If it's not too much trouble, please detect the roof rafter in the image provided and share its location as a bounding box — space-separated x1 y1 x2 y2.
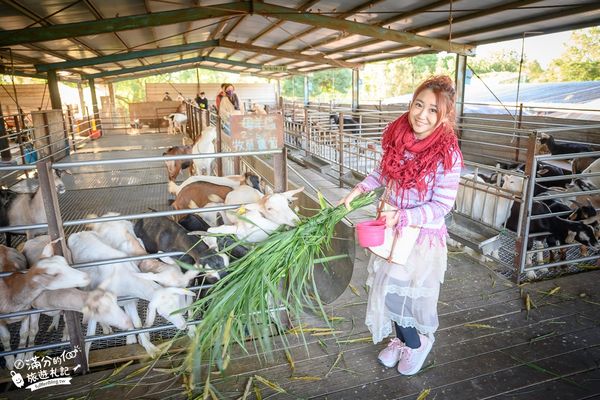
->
83 55 267 80
320 0 543 62
219 39 360 69
342 1 600 63
36 40 219 72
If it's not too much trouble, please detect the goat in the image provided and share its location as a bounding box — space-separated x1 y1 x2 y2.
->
87 213 199 287
539 133 593 156
0 245 27 271
0 256 90 368
456 174 523 229
536 162 571 188
168 172 266 196
165 113 187 135
0 169 67 247
572 156 597 175
191 125 217 176
134 216 229 283
206 187 303 243
250 103 267 115
68 231 193 357
330 113 360 135
581 158 600 188
30 287 133 348
163 145 194 182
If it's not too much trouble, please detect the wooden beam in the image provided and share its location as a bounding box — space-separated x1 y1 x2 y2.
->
107 63 275 83
219 39 359 69
0 2 249 46
36 40 219 72
83 55 264 79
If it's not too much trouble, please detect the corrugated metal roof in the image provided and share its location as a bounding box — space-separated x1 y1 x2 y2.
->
0 0 598 82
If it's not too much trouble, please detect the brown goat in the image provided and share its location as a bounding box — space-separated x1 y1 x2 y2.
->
163 145 194 181
171 181 234 213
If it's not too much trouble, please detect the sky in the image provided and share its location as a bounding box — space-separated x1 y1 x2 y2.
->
474 31 573 68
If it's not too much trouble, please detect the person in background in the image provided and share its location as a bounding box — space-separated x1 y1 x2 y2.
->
222 84 240 111
340 75 463 376
162 91 172 101
195 92 208 110
215 83 227 110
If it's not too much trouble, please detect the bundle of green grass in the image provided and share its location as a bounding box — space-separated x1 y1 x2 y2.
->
183 190 378 389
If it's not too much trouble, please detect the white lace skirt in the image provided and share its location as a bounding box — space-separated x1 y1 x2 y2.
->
365 238 448 344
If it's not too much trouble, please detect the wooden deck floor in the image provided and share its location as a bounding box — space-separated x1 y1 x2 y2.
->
5 138 600 400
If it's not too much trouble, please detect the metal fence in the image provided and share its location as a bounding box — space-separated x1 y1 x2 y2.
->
0 126 287 372
281 101 600 283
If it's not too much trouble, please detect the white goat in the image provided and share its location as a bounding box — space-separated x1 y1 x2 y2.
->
206 187 304 244
191 125 217 176
88 213 198 287
30 287 133 346
68 232 193 357
1 169 67 246
0 256 90 369
165 113 187 135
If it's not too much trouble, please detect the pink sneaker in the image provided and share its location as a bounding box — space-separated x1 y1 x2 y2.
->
397 334 432 375
377 338 405 368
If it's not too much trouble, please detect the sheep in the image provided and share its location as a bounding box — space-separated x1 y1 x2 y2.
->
191 125 217 176
539 133 593 156
0 169 67 247
165 113 187 135
0 256 91 368
163 145 194 182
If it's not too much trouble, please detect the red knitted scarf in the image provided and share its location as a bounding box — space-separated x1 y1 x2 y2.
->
380 113 461 203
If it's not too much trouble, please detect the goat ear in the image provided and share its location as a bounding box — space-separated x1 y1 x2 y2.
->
283 186 304 199
40 243 55 258
587 198 594 207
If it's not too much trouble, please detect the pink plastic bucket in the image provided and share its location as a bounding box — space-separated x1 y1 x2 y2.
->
356 219 386 247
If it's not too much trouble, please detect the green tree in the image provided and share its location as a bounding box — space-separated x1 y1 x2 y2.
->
545 27 599 81
469 49 520 74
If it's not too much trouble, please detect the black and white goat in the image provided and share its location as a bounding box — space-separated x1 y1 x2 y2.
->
330 113 360 136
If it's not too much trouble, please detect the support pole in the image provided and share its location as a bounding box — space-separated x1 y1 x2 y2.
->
77 83 86 117
351 69 359 112
454 55 467 131
47 70 63 111
37 161 88 373
88 78 102 136
0 106 11 162
273 147 287 193
107 82 116 124
303 75 309 107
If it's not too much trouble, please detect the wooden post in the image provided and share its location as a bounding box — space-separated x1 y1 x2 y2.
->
66 107 75 152
273 147 287 193
36 161 88 373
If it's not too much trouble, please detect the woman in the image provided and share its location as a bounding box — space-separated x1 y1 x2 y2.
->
341 75 463 376
219 84 244 129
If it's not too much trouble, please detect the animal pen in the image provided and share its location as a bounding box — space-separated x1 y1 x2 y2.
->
0 1 600 397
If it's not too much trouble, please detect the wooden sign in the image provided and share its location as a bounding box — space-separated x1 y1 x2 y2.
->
229 114 283 152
